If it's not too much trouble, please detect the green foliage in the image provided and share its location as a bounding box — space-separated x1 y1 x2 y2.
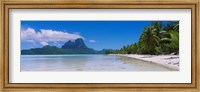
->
160 30 179 54
138 27 160 54
106 21 179 55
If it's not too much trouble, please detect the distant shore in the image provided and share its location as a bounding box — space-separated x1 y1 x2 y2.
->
110 54 179 71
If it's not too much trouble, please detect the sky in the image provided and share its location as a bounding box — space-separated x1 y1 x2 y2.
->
21 21 168 50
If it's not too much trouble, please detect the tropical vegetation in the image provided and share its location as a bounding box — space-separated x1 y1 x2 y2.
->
105 21 179 55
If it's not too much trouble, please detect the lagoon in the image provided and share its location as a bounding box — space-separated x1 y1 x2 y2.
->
21 54 173 71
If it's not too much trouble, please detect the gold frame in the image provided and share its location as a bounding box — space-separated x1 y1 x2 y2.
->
0 0 199 92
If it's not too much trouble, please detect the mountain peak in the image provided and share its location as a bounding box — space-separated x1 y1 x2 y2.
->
75 38 84 42
62 38 88 49
67 40 73 43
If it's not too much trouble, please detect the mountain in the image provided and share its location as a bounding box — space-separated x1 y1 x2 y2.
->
22 45 65 54
62 38 90 50
21 38 105 55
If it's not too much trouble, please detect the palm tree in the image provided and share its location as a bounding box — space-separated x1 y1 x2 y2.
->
159 30 171 44
138 26 160 54
107 21 179 55
172 21 179 32
159 29 179 54
152 21 162 36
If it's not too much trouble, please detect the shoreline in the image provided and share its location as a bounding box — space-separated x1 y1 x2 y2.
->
111 54 179 71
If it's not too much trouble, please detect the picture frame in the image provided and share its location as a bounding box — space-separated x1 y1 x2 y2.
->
0 0 199 92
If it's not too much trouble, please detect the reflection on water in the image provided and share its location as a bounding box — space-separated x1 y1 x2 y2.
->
21 55 173 71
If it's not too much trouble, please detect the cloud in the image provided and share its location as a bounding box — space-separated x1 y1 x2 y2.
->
21 27 84 46
40 41 48 46
89 40 96 43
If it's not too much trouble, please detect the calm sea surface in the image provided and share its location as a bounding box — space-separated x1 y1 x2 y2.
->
21 54 173 71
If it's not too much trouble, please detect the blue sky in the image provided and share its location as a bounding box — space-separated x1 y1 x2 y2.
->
21 21 168 50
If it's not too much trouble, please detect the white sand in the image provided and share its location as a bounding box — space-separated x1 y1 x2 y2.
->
113 54 179 71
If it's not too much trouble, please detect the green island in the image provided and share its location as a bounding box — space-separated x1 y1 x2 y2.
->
21 38 108 54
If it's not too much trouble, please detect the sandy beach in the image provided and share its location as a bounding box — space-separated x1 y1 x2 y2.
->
113 54 179 71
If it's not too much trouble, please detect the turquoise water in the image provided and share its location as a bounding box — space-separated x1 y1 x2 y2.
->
21 55 173 71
